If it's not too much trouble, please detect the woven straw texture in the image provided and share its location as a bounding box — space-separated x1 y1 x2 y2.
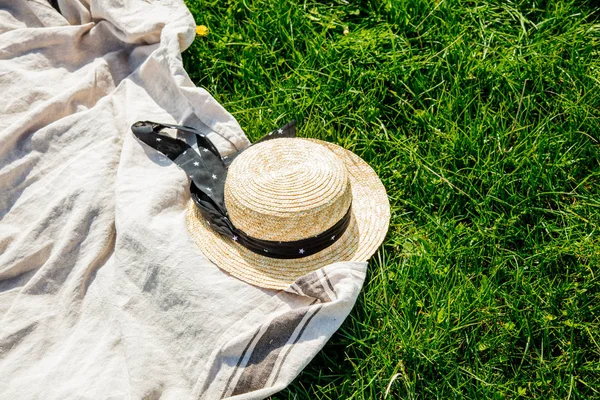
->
186 138 390 289
225 139 352 241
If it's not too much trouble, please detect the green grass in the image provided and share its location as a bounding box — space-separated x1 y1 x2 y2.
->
182 0 600 398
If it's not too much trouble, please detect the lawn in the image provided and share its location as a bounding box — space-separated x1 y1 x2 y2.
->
182 0 600 398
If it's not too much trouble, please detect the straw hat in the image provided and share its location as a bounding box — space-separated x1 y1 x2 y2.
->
185 137 390 289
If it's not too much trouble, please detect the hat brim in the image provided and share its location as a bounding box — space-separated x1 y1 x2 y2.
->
185 139 390 289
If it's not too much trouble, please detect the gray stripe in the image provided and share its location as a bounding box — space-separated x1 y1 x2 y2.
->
287 283 303 296
231 300 319 396
295 271 331 302
323 271 337 299
220 327 262 399
270 304 323 385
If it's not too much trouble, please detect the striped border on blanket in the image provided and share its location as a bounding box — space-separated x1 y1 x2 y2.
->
219 270 337 398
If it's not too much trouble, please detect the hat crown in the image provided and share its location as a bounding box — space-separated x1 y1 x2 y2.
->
225 138 352 241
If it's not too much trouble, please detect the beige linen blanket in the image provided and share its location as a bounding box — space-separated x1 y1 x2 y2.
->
0 0 366 399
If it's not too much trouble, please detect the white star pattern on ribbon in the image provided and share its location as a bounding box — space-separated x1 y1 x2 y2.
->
232 235 238 241
202 148 209 152
156 138 162 142
263 249 268 253
183 150 187 155
299 248 305 254
206 187 212 191
331 235 336 241
212 174 217 179
278 129 283 134
193 161 200 166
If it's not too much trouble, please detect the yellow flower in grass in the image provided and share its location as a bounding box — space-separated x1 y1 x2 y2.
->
196 25 209 37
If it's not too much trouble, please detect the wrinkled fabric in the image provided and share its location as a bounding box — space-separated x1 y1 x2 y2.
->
0 1 367 399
